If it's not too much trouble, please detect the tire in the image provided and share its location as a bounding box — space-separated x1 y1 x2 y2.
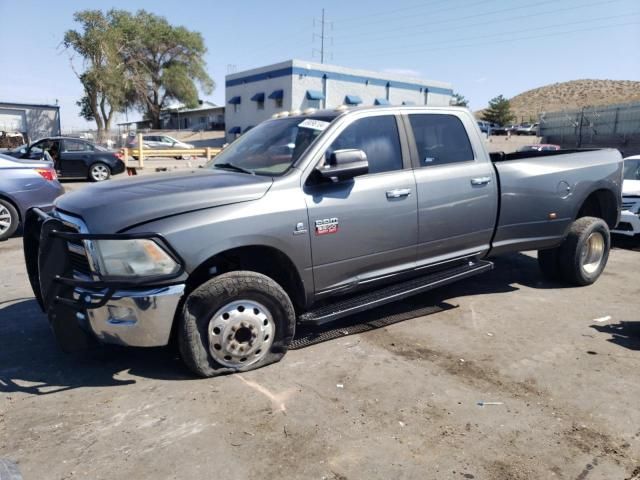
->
89 162 111 182
0 199 19 241
558 216 610 286
178 271 296 378
0 458 22 480
537 247 562 281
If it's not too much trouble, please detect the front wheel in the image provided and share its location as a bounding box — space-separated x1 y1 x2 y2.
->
178 271 296 377
89 162 111 182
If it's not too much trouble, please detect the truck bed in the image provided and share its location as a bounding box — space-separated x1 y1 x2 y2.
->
489 148 623 255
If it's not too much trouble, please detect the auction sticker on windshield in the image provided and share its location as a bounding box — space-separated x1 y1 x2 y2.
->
298 119 330 131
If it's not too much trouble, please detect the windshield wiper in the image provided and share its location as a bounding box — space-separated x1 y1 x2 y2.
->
213 162 254 175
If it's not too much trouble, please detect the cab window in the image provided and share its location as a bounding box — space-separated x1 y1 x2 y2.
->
409 114 474 167
326 115 402 174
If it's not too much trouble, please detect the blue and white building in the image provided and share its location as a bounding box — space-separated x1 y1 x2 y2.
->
225 59 453 141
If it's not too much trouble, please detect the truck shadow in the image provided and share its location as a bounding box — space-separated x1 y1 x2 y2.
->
590 321 640 351
0 252 588 391
0 299 193 396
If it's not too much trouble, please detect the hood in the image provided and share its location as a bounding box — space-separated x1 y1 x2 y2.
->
56 169 272 233
622 179 640 197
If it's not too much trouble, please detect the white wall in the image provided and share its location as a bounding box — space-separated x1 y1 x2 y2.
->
224 59 453 141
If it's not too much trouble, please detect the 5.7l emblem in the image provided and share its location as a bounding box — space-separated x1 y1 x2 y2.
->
315 217 339 236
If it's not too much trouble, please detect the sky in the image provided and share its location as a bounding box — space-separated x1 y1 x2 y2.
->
1 0 638 130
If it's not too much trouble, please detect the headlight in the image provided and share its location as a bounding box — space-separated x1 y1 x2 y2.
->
90 239 180 277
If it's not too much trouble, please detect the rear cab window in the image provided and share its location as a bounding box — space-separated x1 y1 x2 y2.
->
409 114 474 167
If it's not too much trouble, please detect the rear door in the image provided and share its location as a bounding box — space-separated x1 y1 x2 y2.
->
406 112 498 267
60 139 93 177
304 113 418 294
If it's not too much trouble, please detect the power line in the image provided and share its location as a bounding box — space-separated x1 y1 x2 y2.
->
335 0 629 47
348 20 640 57
340 12 640 55
332 0 502 36
332 0 457 24
334 0 566 41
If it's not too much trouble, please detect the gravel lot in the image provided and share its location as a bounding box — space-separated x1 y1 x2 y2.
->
1 180 639 479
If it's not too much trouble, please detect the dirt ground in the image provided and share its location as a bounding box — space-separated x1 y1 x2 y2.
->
0 200 639 479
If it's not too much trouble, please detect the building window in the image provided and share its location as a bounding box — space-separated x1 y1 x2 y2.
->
275 97 283 108
257 99 264 110
307 99 320 109
234 104 239 113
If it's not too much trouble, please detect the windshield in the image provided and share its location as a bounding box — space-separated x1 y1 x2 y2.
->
208 116 334 176
623 159 640 180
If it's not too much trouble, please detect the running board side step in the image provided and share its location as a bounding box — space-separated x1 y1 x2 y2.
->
298 260 493 326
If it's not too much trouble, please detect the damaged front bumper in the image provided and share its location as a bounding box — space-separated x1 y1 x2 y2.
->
23 208 187 352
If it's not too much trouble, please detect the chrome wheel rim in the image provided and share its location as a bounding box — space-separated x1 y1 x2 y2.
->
581 232 605 274
91 164 109 181
0 205 13 235
208 299 275 368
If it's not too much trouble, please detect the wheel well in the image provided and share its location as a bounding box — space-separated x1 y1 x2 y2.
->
186 245 306 312
577 189 618 229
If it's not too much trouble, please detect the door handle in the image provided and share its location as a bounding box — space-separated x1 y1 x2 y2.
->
386 188 412 199
470 176 492 186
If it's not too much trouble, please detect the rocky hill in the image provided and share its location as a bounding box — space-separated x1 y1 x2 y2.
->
507 79 640 122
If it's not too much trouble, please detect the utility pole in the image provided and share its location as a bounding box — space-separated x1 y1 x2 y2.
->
313 9 332 63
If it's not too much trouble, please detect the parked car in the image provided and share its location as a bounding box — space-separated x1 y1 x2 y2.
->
516 144 561 152
24 106 622 377
516 123 540 136
612 155 640 237
0 153 64 240
491 124 517 135
126 134 195 159
477 120 491 136
7 137 125 182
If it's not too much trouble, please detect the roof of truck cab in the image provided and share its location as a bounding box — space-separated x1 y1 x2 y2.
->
283 105 470 121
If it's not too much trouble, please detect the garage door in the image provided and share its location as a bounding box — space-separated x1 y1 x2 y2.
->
0 108 26 132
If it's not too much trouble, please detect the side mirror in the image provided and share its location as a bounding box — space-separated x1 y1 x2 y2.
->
317 149 369 180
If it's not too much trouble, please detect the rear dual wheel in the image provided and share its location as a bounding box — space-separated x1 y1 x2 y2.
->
178 271 296 377
538 216 610 286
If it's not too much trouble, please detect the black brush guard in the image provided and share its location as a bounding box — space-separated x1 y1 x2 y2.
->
23 208 185 352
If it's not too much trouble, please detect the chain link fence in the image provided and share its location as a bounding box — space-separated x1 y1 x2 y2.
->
539 102 640 156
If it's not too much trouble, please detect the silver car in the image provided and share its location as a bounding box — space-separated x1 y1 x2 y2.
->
126 134 195 159
0 153 65 240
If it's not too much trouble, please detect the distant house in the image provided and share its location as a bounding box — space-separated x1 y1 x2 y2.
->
0 101 61 142
160 101 225 130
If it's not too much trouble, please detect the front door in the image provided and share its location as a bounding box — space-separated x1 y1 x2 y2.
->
27 139 62 173
304 114 418 294
407 113 498 267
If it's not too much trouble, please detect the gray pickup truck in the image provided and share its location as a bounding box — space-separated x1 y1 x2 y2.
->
23 106 623 377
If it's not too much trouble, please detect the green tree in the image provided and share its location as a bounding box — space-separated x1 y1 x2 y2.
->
64 10 129 141
450 92 468 107
112 10 214 129
482 95 514 126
